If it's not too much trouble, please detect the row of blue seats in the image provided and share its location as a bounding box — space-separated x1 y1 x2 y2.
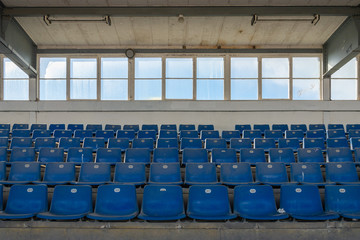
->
0 162 359 186
2 147 360 165
0 184 358 221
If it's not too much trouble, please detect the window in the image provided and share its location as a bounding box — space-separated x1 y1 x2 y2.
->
231 57 258 100
101 58 128 100
331 58 357 100
292 57 321 100
262 58 289 99
3 58 29 100
165 58 193 99
70 58 97 100
39 58 66 100
196 58 224 100
135 58 162 100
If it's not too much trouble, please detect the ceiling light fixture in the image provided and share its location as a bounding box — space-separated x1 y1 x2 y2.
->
251 14 320 26
178 14 185 23
43 15 111 26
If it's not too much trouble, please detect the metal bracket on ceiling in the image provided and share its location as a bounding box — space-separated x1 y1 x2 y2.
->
43 15 112 26
251 14 320 26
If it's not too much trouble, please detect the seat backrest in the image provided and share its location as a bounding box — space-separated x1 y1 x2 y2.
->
160 124 177 131
125 148 151 164
12 124 29 130
264 130 283 140
306 130 326 140
10 137 32 149
116 130 136 140
253 124 270 134
185 163 217 184
327 124 344 130
95 130 115 139
303 138 325 150
34 137 56 151
156 138 178 149
77 163 111 183
254 138 276 151
180 138 202 150
239 148 266 164
327 147 353 163
179 124 196 132
255 162 288 184
132 138 154 150
325 185 360 214
182 148 208 164
74 130 93 140
32 130 51 139
66 147 93 163
159 130 177 139
326 162 359 183
297 148 324 163
83 137 105 151
153 148 179 163
104 124 121 132
123 124 140 132
326 138 349 148
221 131 241 141
114 163 146 184
346 124 360 133
285 130 304 140
204 138 227 150
200 130 220 140
8 162 41 182
230 138 252 152
290 163 324 184
179 130 199 139
269 148 295 164
10 147 36 162
220 163 253 184
38 148 64 163
67 124 84 132
272 124 289 133
43 162 76 183
211 148 237 164
309 124 326 131
149 163 182 184
49 124 65 132
137 130 157 140
327 129 346 139
108 138 130 150
242 130 262 140
198 124 215 133
86 124 102 133
290 124 307 132
95 148 122 164
58 137 81 151
235 124 251 132
142 124 158 132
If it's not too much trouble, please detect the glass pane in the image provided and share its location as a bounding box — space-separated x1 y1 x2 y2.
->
262 79 289 99
231 79 258 100
135 79 162 100
101 58 128 79
197 58 224 78
101 79 128 100
293 79 320 100
40 58 66 79
3 80 29 100
262 58 289 78
166 79 193 99
70 58 97 78
3 58 28 79
166 58 193 78
331 79 357 100
332 58 357 78
70 79 97 99
40 80 66 100
231 57 258 78
135 58 162 78
293 57 320 78
196 79 224 100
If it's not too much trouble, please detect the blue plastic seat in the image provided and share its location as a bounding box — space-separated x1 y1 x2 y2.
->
349 130 360 139
0 148 7 162
280 185 339 220
148 163 182 185
38 148 64 163
309 124 326 131
160 124 177 131
156 138 178 149
142 124 158 132
290 124 307 132
328 124 344 130
326 162 359 184
179 124 196 132
96 148 122 164
303 138 325 150
108 138 130 151
290 163 325 185
187 185 236 220
104 124 121 132
137 130 157 141
125 148 151 164
205 138 227 151
49 124 65 133
74 163 111 185
285 130 304 141
180 138 202 150
269 148 295 164
12 130 31 138
37 185 92 220
113 163 146 185
234 185 289 220
37 162 76 185
1 162 40 184
297 148 324 163
34 138 56 151
346 124 360 133
0 124 10 130
53 130 73 142
9 147 36 162
221 130 241 142
211 148 237 164
235 124 251 134
83 137 105 151
116 130 136 141
254 138 276 152
32 130 51 139
86 124 102 133
198 124 214 133
264 130 283 141
327 129 346 139
220 163 254 185
123 124 139 133
278 138 300 152
200 130 220 141
138 185 185 220
325 185 360 219
253 124 270 135
179 130 199 139
350 137 360 150
327 147 353 163
67 124 84 132
0 184 47 219
239 148 266 164
185 163 218 185
0 130 9 138
256 162 288 185
10 137 32 149
159 130 177 139
132 138 154 150
230 138 252 152
182 148 208 164
153 148 179 163
354 149 360 163
12 124 29 130
87 184 138 221
0 162 5 180
242 130 262 140
95 130 115 140
58 137 81 151
0 138 8 148
74 130 93 141
66 147 93 164
272 124 289 133
327 138 349 148
306 130 326 140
